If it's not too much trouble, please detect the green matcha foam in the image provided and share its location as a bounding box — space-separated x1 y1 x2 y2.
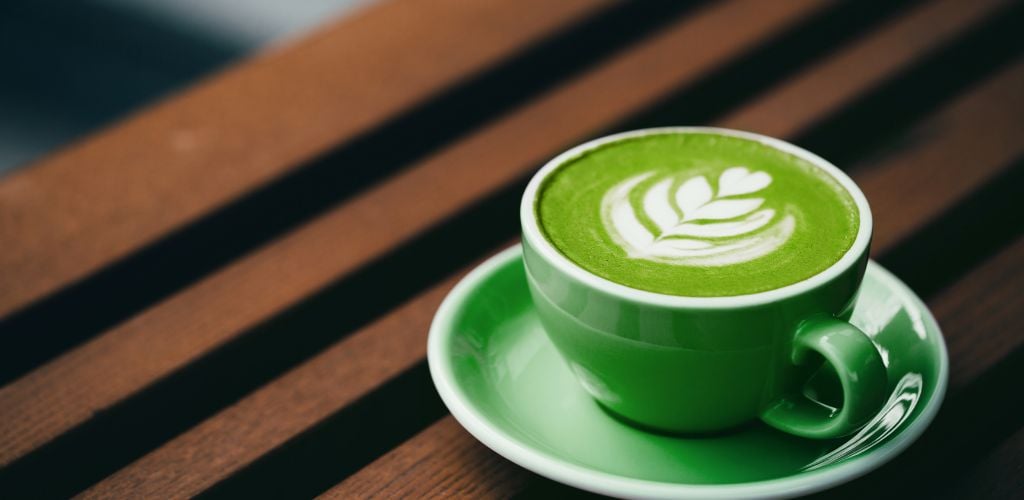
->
536 132 859 297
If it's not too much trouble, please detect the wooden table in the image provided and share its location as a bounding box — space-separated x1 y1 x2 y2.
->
1 0 1021 497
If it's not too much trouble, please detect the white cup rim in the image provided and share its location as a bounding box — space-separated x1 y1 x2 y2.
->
520 126 873 309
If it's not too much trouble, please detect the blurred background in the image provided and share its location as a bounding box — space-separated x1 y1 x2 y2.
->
0 0 373 175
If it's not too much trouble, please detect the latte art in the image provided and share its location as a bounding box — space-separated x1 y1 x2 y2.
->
601 167 795 266
535 131 859 296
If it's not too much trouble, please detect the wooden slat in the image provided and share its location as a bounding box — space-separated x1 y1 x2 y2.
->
717 0 1010 137
324 417 532 499
76 4 1016 497
0 0 611 319
326 419 520 499
857 89 1024 253
325 237 1024 499
0 0 829 473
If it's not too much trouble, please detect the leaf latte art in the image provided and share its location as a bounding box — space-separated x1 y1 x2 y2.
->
537 131 860 296
600 167 795 266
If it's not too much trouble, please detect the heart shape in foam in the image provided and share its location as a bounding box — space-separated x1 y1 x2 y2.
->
718 166 773 197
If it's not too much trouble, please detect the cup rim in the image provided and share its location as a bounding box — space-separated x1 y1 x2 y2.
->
520 126 873 309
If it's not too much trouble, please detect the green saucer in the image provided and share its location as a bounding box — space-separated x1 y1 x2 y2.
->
428 245 947 499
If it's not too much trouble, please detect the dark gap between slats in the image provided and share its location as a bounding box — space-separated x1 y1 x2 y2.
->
515 160 1024 500
0 1 927 496
0 0 711 385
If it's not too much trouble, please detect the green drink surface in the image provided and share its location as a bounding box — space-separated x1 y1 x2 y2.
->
536 132 860 297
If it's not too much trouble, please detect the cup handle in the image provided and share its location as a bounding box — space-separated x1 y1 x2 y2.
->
760 316 888 439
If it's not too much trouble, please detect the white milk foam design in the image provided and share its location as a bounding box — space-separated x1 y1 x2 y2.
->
600 166 795 266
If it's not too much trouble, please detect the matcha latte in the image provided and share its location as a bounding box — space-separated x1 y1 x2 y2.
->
535 131 860 296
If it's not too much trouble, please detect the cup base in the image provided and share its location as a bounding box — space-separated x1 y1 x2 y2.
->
594 400 760 438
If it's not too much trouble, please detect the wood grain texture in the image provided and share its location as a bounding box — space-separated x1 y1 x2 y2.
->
0 0 828 472
74 270 469 498
858 61 1024 254
79 14 1022 499
325 416 520 500
718 0 1008 138
325 237 1024 499
322 418 531 499
0 0 610 319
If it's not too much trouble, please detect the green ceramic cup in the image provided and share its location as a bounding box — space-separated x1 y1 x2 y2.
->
520 127 886 439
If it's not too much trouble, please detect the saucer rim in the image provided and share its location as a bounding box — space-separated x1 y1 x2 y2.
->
427 244 948 499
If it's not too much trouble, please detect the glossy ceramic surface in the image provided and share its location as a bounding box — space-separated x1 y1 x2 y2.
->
428 245 947 499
